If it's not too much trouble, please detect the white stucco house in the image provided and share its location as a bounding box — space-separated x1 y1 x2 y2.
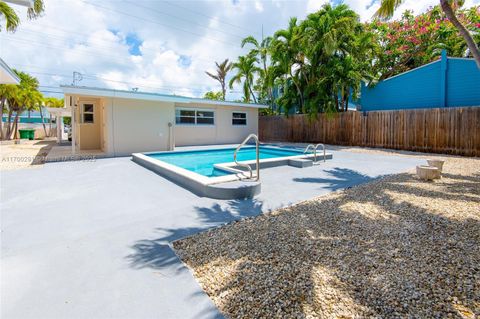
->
61 85 267 156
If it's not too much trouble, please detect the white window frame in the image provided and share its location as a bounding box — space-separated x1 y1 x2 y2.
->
81 103 95 124
175 107 215 126
232 111 247 126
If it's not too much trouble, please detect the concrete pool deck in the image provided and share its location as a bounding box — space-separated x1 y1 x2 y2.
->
0 145 424 319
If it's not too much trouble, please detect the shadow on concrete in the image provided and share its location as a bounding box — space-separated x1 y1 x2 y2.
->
126 198 264 271
293 167 375 191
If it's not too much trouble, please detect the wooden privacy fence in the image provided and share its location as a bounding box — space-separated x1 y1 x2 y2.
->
259 107 480 156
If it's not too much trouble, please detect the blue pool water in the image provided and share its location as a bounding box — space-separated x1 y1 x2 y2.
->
147 146 303 177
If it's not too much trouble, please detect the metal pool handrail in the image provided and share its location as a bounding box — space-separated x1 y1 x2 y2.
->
315 143 326 162
304 144 326 162
233 134 260 181
304 144 316 161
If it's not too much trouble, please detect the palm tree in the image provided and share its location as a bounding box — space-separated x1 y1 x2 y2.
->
0 0 44 32
205 59 233 100
44 97 64 136
272 17 305 111
301 4 376 113
0 84 13 139
3 71 41 139
374 0 480 68
241 35 275 108
22 89 44 137
203 91 223 101
2 83 21 139
229 55 261 103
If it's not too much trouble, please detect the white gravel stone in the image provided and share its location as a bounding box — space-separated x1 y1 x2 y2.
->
174 151 480 319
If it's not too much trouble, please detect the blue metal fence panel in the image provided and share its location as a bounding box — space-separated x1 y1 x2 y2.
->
360 51 480 111
361 61 442 111
446 58 480 107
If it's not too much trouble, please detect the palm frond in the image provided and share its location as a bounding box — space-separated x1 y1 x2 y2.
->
27 0 45 20
374 0 404 20
0 2 20 32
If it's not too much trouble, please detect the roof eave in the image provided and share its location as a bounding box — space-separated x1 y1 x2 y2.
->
60 85 268 109
3 0 34 8
0 58 20 84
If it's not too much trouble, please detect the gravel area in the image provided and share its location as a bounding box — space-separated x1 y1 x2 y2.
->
174 154 480 318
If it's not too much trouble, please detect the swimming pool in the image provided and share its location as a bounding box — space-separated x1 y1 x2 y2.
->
133 145 332 199
146 146 304 177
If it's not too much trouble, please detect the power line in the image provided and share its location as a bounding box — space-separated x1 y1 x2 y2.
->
123 0 247 40
10 28 233 67
164 1 260 35
39 90 64 94
5 36 223 73
17 67 243 94
29 69 245 96
80 0 241 47
4 37 143 66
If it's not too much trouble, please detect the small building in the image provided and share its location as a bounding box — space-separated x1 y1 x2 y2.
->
360 50 480 111
61 86 267 156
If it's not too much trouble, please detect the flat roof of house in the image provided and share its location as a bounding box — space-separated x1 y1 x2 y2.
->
4 0 34 8
61 85 268 109
0 58 20 84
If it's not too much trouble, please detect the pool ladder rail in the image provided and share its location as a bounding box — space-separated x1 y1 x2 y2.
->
304 143 326 163
233 134 260 181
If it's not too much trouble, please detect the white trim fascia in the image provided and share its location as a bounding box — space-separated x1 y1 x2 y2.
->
4 0 34 8
447 57 477 61
0 58 20 84
61 85 268 109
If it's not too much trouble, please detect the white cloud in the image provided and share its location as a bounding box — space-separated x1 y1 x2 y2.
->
254 0 264 12
306 0 329 14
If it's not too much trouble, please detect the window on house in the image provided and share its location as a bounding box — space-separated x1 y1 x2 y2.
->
232 112 247 125
196 110 214 125
82 104 94 123
175 108 215 125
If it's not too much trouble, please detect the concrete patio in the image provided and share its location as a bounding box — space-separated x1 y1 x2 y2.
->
0 146 423 318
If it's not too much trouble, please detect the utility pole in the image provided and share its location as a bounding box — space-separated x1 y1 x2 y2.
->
72 71 83 86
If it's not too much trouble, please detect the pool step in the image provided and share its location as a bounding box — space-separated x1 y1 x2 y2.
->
288 158 313 168
205 180 261 199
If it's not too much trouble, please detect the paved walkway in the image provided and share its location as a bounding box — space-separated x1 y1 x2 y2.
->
1 147 423 318
0 139 55 170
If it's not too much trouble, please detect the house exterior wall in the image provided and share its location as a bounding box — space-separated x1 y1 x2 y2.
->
103 97 175 157
173 102 258 146
71 93 261 156
360 51 480 111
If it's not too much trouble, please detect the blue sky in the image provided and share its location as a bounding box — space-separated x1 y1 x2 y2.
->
1 0 479 100
125 33 143 56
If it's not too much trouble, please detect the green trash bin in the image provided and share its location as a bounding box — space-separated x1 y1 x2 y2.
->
18 129 35 140
28 129 35 140
19 129 29 139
